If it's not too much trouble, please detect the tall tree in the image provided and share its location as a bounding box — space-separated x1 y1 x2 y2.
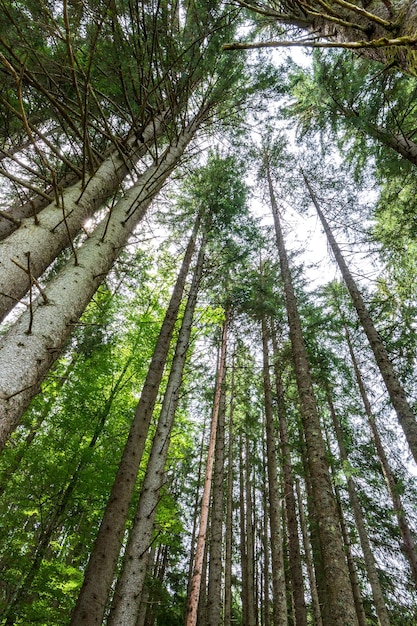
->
70 215 201 626
270 325 308 626
0 110 206 449
186 312 229 626
303 173 417 465
261 317 288 626
264 155 358 625
106 234 206 626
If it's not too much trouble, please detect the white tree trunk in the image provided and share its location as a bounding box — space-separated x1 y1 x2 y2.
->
0 111 206 449
0 112 170 323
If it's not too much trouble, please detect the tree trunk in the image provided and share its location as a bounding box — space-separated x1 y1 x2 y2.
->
326 387 391 626
270 325 308 626
227 0 417 76
0 363 131 623
224 365 235 626
0 109 208 451
106 236 206 626
261 317 288 626
295 479 323 626
304 173 417 466
337 103 417 167
239 432 249 626
206 363 227 626
266 162 358 626
185 312 229 626
344 325 417 589
244 435 257 626
0 112 170 323
262 470 271 626
70 214 202 626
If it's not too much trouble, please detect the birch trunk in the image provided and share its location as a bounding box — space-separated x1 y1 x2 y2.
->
106 237 206 626
0 112 170 323
344 326 417 589
261 317 288 626
69 212 202 626
304 174 417 466
186 314 229 626
266 163 358 626
0 111 206 450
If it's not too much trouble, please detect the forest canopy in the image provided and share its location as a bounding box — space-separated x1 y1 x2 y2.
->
1 1 417 625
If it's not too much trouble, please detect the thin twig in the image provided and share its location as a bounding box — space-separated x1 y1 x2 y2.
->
10 258 49 304
26 252 33 335
60 187 78 266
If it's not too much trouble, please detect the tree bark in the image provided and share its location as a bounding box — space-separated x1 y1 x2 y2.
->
185 312 229 626
261 317 288 626
223 365 235 626
326 387 391 626
304 174 417 466
244 435 257 626
270 325 308 626
0 112 170 323
69 212 202 626
239 431 249 626
295 479 323 626
344 325 417 589
228 0 417 76
206 365 227 626
106 236 206 626
267 162 358 625
0 110 207 450
332 479 368 626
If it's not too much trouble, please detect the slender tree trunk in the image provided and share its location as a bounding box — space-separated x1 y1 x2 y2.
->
261 317 288 626
244 435 257 626
0 356 134 622
344 326 417 589
223 367 235 626
206 365 227 626
303 173 417 466
270 326 307 626
262 472 271 626
186 313 229 626
106 237 206 626
239 432 249 626
0 109 208 450
295 479 323 626
266 163 358 626
326 388 391 626
336 103 417 167
0 112 170 322
186 418 208 619
332 475 368 626
70 214 202 626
